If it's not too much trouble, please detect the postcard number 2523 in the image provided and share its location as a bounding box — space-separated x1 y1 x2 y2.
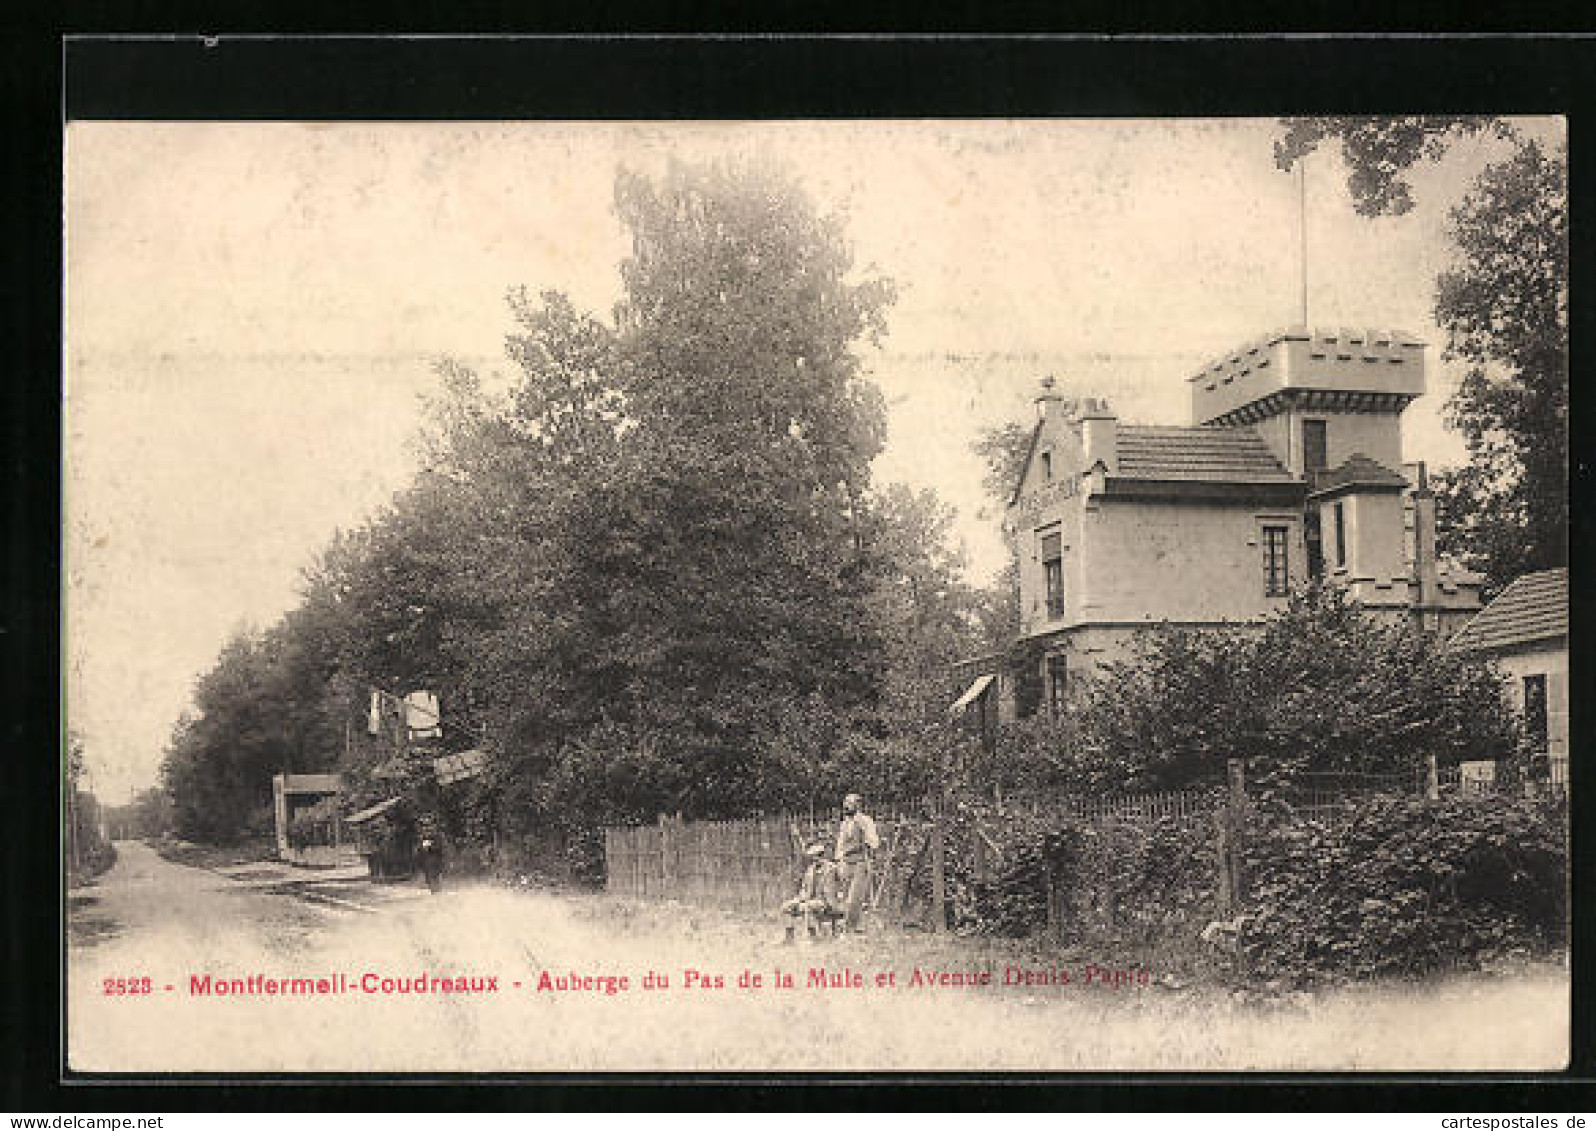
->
103 976 152 995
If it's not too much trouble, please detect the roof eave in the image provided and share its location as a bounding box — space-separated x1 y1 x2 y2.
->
1100 477 1307 504
1306 479 1409 501
1451 629 1568 656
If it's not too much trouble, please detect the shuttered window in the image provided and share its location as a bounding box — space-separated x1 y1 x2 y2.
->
1041 531 1064 617
1046 654 1069 718
1263 525 1289 596
1302 420 1328 474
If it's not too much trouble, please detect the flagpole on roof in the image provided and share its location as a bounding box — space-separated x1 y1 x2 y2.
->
1298 154 1310 328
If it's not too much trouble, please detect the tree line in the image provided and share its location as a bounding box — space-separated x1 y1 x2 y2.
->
160 156 1005 848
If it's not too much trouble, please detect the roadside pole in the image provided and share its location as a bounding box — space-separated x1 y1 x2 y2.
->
67 783 80 876
929 738 950 934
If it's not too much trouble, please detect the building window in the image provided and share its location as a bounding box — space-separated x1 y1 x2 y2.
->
1302 419 1328 474
1333 501 1346 568
1262 525 1289 596
1523 674 1549 753
1041 531 1064 617
1046 654 1068 718
1040 450 1053 482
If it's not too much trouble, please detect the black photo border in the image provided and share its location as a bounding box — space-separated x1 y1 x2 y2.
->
7 25 1595 1112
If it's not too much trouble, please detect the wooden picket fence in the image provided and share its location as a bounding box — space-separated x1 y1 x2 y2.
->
1024 788 1214 825
600 789 1214 918
604 815 827 913
600 756 1541 928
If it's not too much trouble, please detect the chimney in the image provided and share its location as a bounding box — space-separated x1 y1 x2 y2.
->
1079 397 1117 474
1411 462 1440 607
1034 374 1067 419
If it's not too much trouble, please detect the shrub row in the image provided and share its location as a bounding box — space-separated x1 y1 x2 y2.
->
1238 795 1568 984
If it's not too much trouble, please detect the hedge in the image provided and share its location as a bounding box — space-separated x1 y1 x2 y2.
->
1239 794 1568 984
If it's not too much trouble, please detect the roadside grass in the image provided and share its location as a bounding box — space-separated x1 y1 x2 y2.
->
564 887 1232 990
538 887 1570 1070
66 865 1569 1072
67 841 118 888
149 834 276 871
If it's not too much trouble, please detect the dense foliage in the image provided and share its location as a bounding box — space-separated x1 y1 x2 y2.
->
1042 816 1218 942
1240 795 1568 984
66 732 117 879
883 799 1218 942
988 588 1519 796
1273 117 1510 218
158 157 991 854
1431 141 1568 587
162 615 347 842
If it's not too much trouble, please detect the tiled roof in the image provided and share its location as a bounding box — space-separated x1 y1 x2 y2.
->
1114 425 1295 483
1308 453 1411 495
1450 568 1568 654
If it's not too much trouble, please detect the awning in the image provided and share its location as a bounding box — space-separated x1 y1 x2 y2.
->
344 797 403 826
433 748 489 786
949 674 996 716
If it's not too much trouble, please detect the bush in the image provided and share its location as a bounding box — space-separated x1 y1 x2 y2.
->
967 838 1050 937
1068 587 1520 794
1239 795 1568 985
951 802 1058 936
891 798 1217 941
70 840 117 884
286 797 341 849
561 823 607 887
1042 816 1217 942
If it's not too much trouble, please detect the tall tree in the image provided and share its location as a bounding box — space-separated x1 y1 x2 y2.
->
1275 118 1567 590
160 630 283 841
857 484 986 727
972 420 1035 512
1431 142 1568 582
338 157 901 824
613 156 894 500
968 419 1038 656
579 156 899 815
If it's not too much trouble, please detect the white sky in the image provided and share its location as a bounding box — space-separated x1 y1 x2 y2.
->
64 118 1560 802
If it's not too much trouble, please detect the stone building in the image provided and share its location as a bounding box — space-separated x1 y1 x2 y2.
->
970 326 1483 721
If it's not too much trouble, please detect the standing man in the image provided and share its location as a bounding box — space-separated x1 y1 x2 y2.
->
417 823 444 894
834 792 880 933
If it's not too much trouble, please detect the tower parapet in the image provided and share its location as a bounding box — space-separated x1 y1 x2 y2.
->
1188 326 1426 427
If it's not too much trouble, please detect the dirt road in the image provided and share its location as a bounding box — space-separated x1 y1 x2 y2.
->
68 841 1569 1073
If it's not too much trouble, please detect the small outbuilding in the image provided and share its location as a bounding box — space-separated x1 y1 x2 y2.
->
271 772 346 865
1449 567 1569 788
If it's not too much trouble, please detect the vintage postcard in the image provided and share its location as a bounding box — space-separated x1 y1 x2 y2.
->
64 115 1570 1074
